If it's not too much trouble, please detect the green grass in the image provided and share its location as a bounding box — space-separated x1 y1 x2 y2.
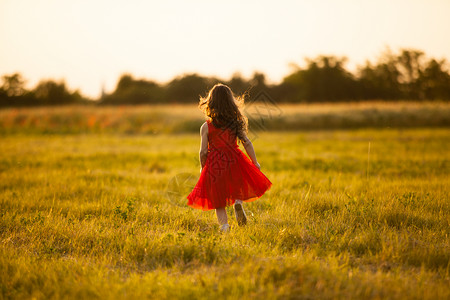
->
1 127 449 299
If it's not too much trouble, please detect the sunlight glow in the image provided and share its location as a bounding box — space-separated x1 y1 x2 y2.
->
1 0 449 98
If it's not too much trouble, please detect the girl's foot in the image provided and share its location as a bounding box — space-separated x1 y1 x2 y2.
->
220 224 230 232
234 201 247 226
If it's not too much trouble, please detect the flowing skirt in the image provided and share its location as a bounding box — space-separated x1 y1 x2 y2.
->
187 146 272 210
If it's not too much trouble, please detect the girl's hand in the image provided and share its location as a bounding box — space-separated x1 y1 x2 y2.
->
254 162 261 170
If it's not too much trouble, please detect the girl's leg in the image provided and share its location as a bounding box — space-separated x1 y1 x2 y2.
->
216 207 230 232
215 207 228 225
234 199 247 226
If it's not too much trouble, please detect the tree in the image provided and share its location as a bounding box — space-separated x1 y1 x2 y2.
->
226 72 249 95
101 74 164 104
33 80 81 105
396 49 426 99
165 73 218 103
420 59 450 100
280 56 358 102
1 73 26 97
0 73 37 106
358 49 403 100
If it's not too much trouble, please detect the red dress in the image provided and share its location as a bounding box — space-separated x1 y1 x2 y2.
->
187 119 272 210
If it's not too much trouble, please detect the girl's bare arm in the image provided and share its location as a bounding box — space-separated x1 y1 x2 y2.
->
241 134 261 169
199 122 208 168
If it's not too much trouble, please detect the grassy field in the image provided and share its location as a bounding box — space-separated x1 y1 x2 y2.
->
1 104 449 299
1 101 449 134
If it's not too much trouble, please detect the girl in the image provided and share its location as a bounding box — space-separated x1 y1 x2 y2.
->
187 83 272 232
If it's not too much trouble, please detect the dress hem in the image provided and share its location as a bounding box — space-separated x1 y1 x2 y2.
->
186 183 272 211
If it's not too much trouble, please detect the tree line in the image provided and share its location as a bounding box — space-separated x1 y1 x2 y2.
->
0 75 86 107
1 48 449 107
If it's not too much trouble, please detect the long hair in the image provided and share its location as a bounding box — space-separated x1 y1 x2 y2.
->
199 83 248 143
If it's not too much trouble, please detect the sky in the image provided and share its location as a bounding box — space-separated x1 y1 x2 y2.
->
1 0 450 98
